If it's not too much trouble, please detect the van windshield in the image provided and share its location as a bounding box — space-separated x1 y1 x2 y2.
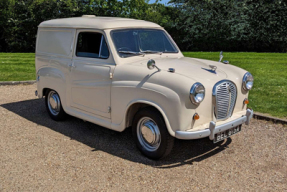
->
111 29 178 57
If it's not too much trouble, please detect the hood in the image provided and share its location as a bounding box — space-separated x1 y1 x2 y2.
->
125 56 247 85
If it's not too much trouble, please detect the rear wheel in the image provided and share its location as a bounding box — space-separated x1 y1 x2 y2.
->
132 107 174 160
45 90 66 121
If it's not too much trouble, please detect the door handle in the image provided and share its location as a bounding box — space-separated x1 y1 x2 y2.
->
69 63 76 71
69 64 76 68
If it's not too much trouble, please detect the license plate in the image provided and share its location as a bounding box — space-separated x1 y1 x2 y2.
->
214 125 242 143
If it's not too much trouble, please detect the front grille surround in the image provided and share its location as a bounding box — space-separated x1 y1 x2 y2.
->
212 80 237 121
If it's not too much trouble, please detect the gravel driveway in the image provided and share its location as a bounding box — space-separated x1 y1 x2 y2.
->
0 84 286 191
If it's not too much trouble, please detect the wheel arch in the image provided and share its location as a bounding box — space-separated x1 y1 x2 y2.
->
125 100 175 137
42 88 51 97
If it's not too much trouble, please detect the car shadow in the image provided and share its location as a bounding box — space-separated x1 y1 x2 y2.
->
1 99 232 168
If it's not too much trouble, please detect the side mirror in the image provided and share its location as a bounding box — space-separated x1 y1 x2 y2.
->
219 51 223 62
147 59 161 71
223 60 229 64
147 59 156 69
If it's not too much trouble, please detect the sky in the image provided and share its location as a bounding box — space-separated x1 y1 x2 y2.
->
149 0 170 4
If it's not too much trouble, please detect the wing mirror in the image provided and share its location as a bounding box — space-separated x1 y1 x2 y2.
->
147 59 161 71
219 51 229 64
219 51 223 62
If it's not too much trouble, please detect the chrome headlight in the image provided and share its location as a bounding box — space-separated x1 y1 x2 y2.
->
190 83 205 105
242 72 254 91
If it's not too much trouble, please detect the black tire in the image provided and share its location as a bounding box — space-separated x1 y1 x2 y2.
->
45 89 67 121
132 107 174 160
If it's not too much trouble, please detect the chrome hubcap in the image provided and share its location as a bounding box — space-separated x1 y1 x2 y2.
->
47 91 60 116
137 117 161 152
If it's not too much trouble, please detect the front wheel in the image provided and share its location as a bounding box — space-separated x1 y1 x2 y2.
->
132 108 174 160
45 89 66 121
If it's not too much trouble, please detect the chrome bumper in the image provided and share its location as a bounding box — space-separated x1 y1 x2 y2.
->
175 109 253 140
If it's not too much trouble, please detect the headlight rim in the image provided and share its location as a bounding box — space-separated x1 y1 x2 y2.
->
242 72 254 91
190 82 205 105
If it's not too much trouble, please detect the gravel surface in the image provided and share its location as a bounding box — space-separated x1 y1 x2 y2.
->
0 84 286 191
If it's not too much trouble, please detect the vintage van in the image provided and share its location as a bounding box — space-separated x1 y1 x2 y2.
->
35 15 254 159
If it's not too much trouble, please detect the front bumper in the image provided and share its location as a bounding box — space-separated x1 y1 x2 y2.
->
175 109 253 140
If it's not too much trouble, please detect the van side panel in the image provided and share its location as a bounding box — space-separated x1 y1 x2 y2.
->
36 28 75 57
35 28 76 112
36 58 69 108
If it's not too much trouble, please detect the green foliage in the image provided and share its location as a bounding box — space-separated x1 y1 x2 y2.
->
0 53 35 81
170 0 287 52
0 0 172 52
0 0 287 52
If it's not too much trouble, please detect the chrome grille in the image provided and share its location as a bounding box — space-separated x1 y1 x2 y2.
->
213 81 237 120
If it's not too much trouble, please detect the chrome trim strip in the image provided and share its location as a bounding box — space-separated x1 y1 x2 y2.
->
99 35 103 58
175 109 253 140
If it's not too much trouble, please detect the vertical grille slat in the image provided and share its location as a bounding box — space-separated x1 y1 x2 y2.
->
214 81 237 120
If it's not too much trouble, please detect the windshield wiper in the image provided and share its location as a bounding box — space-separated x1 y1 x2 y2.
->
118 50 163 57
140 50 163 55
118 51 145 56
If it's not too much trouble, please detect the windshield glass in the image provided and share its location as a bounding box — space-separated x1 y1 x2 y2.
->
111 29 178 57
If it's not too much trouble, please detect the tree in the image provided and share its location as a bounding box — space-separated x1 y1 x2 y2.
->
170 0 287 52
0 0 174 52
1 0 286 52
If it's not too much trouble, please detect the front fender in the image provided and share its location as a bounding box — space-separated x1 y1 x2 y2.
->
110 79 188 135
125 99 175 136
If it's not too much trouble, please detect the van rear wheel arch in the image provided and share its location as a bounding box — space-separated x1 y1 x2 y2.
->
42 88 50 98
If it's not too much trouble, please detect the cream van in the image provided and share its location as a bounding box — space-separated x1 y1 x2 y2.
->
35 15 254 159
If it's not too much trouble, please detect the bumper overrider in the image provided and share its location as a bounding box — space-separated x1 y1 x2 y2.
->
175 109 253 140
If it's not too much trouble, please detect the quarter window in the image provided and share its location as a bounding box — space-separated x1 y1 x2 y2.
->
76 32 109 59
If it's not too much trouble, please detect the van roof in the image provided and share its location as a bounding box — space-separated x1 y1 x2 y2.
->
38 16 162 29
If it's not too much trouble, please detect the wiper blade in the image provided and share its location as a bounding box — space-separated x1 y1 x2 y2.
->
118 51 145 56
140 50 163 55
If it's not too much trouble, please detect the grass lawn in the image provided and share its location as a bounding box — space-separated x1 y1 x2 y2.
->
183 52 287 118
0 53 35 81
0 52 286 118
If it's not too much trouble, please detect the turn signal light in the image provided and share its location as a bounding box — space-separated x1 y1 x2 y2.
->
193 113 200 120
244 98 249 105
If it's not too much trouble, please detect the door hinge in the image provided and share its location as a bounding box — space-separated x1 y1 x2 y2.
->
110 73 113 79
108 107 111 113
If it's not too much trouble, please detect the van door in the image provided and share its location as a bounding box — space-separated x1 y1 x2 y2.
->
68 30 113 119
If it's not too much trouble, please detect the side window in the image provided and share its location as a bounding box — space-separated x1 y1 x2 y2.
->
100 39 109 59
76 32 109 59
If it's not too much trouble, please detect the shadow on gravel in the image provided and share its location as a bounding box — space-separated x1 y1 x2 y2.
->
1 99 232 168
